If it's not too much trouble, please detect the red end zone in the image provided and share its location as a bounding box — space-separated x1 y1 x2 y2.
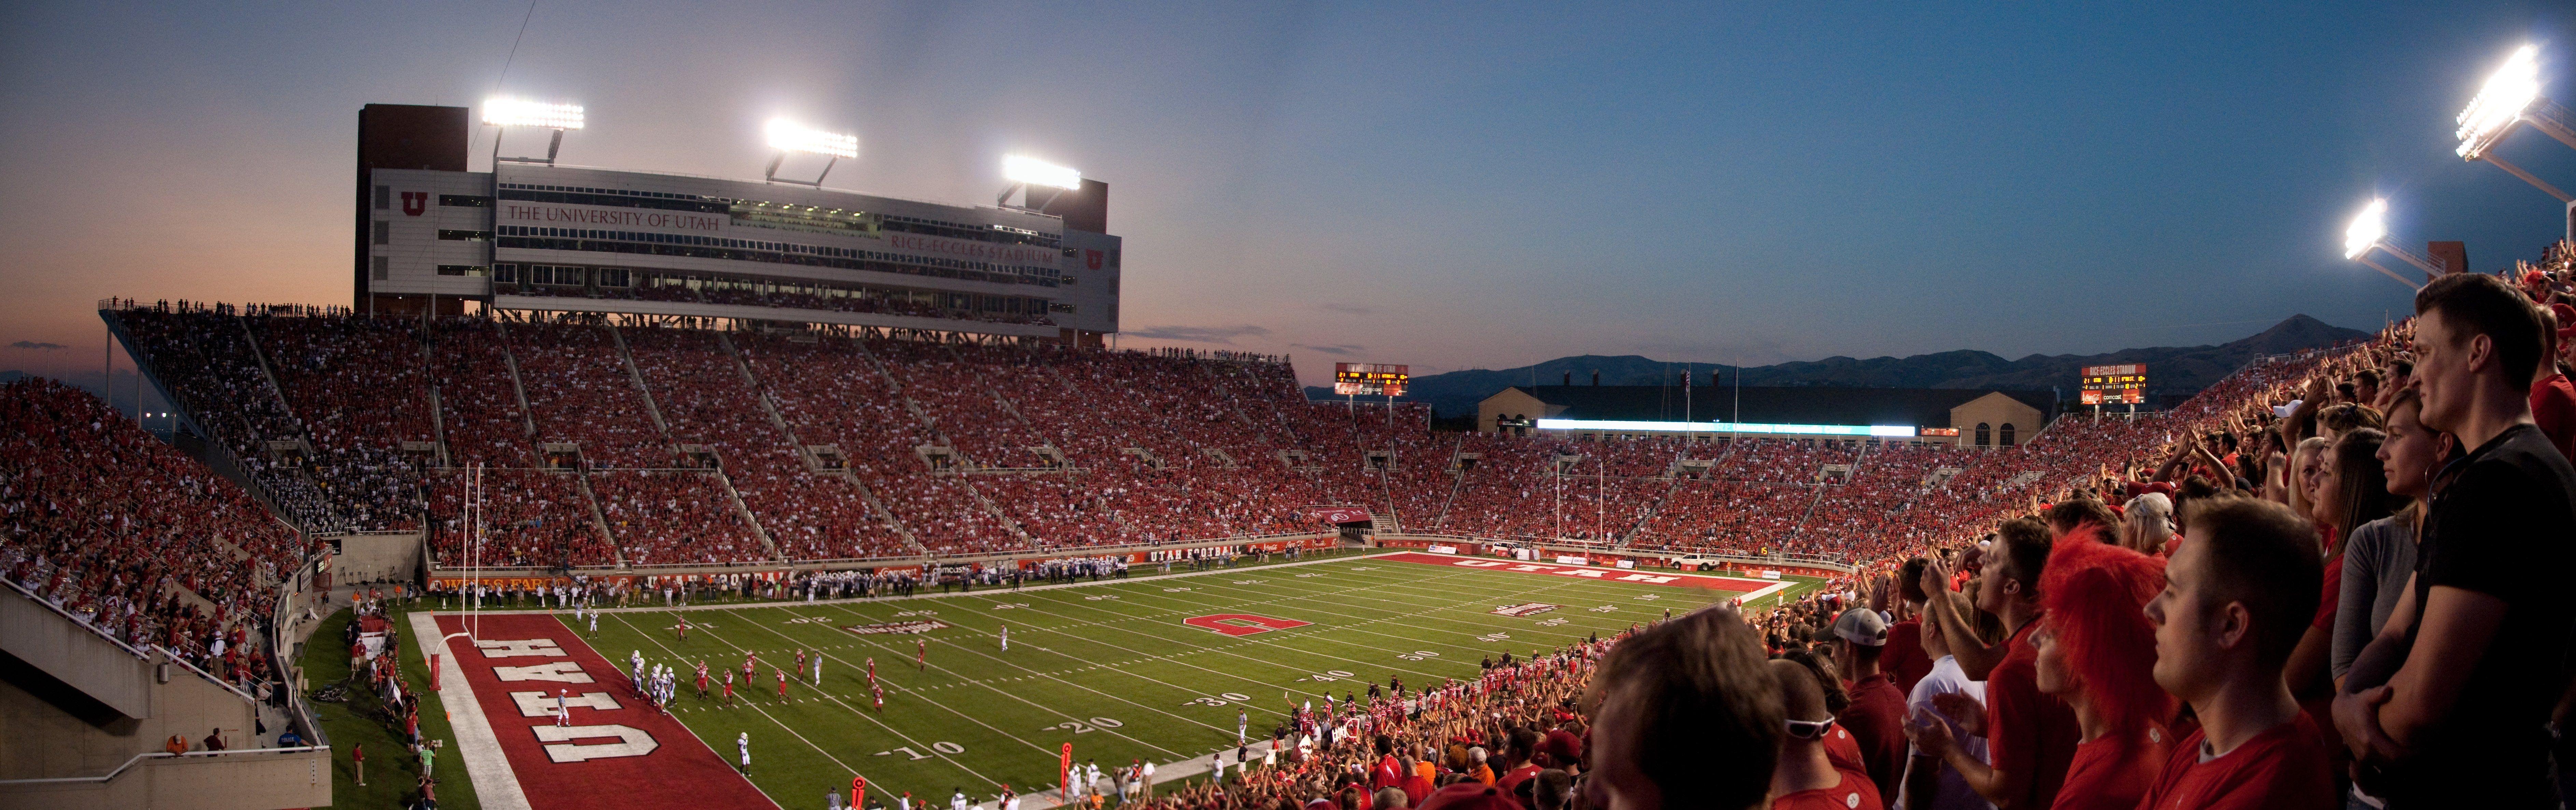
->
434 614 775 810
1376 552 1772 593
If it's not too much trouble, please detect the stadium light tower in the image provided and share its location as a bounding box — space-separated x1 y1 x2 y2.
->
763 118 858 187
483 97 585 167
998 155 1082 208
2341 198 2432 290
2455 45 2576 206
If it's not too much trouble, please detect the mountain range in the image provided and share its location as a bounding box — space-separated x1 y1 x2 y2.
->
1304 314 2372 416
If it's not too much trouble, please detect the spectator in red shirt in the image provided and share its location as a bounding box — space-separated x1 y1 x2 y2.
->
2529 302 2576 462
2032 528 2172 810
1373 735 1404 791
1829 607 1907 802
2139 498 2334 810
1397 751 1435 807
1769 659 1884 810
1882 558 1936 694
1492 729 1541 806
1920 518 2080 809
1583 607 1779 810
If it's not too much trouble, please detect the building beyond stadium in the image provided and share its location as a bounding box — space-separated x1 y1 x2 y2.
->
354 104 1121 344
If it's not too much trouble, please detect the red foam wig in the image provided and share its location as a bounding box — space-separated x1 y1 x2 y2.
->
2038 526 2172 735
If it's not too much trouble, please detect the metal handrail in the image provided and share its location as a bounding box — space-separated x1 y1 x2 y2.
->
0 746 328 786
0 576 153 660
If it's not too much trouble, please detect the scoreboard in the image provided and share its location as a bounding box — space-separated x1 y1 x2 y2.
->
1334 363 1410 397
2081 363 2147 405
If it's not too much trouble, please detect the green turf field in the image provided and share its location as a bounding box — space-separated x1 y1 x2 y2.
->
548 551 1824 806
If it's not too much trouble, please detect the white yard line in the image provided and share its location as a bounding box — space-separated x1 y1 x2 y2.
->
1113 565 1729 647
725 605 1192 760
409 612 533 810
611 610 1000 793
762 604 1248 743
1059 564 1728 657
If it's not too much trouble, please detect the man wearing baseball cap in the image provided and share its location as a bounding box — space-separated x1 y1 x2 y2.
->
1832 606 1907 803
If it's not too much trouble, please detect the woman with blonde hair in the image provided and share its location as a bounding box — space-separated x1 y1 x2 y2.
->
2119 492 2174 556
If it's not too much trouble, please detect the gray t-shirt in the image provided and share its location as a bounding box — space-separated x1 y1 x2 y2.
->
2330 514 2417 679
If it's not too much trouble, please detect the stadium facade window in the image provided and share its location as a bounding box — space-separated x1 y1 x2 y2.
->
2000 423 2016 446
435 264 490 277
1975 422 1991 446
437 229 494 242
596 267 630 288
370 256 389 280
372 220 390 245
493 231 1059 287
439 194 493 207
374 185 390 210
493 263 519 284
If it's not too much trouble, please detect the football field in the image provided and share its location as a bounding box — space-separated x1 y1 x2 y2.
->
423 551 1823 809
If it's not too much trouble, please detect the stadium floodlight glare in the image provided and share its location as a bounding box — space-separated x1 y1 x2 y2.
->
483 97 582 166
2341 198 2388 261
762 117 856 186
997 155 1082 207
1003 156 1082 190
2457 45 2542 158
765 118 858 159
2339 198 2431 290
482 97 586 130
2450 44 2576 205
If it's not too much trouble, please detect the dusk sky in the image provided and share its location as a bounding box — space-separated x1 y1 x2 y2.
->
6 2 2576 387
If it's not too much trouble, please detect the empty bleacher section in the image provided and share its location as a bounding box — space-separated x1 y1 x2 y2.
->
96 302 2378 574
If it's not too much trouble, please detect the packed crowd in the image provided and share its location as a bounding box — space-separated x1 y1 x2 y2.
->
115 305 345 531
104 273 2540 577
247 313 431 531
0 377 313 685
1088 266 2576 810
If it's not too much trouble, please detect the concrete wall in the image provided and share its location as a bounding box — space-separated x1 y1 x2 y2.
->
0 594 324 809
0 648 262 782
0 585 153 720
331 531 425 585
0 748 331 810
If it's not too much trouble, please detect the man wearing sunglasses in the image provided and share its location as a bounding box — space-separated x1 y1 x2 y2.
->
1771 659 1885 810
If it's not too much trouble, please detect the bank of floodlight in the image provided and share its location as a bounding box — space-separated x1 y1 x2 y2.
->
2452 44 2576 205
998 155 1082 208
482 97 586 129
2340 198 2432 290
1004 156 1082 190
762 118 857 186
483 96 584 166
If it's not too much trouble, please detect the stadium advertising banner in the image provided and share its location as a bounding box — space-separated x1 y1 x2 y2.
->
2080 363 2148 405
498 201 729 235
1333 363 1410 396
